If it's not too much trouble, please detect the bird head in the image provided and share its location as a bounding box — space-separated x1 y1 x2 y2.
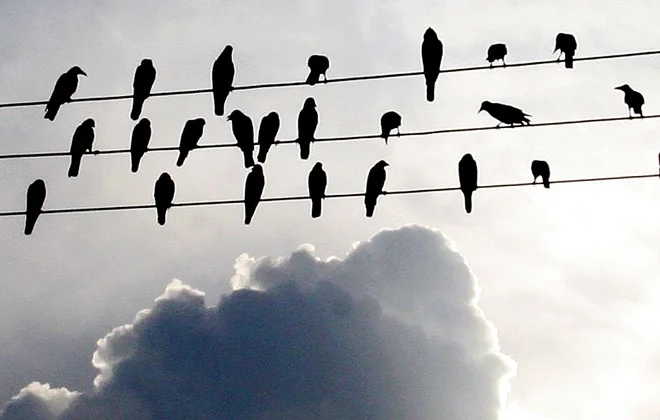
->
304 98 316 108
424 28 438 41
141 58 153 66
70 66 87 77
614 84 630 92
226 110 242 121
139 118 151 126
194 118 206 126
252 164 263 174
478 101 491 113
461 153 474 161
377 160 389 168
314 162 323 169
222 45 233 56
83 118 95 127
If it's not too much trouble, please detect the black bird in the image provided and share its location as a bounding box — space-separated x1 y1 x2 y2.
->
479 101 531 127
421 28 443 102
131 59 156 121
257 112 280 163
244 164 265 225
130 118 151 173
380 111 402 144
154 172 175 226
458 154 478 214
365 160 389 217
554 33 577 69
176 118 206 166
306 55 330 85
227 110 255 168
212 45 235 116
297 98 318 160
308 162 327 218
24 179 46 235
531 160 551 188
44 66 87 121
68 118 96 177
615 84 644 118
487 43 508 68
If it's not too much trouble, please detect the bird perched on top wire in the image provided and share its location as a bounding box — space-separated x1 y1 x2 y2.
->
421 28 443 102
458 154 478 213
212 45 235 116
297 98 318 160
531 160 551 188
154 172 175 226
131 59 156 121
365 160 389 217
479 101 531 127
380 111 402 144
44 66 87 121
227 110 255 168
244 164 265 225
24 179 46 235
68 118 96 177
615 84 644 118
554 33 577 69
486 43 508 68
257 112 280 163
176 118 206 166
308 162 327 218
306 55 330 85
130 118 151 173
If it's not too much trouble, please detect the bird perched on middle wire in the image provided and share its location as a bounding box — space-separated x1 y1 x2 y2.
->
68 118 96 178
24 179 46 236
531 160 551 188
44 66 87 121
176 118 206 167
130 118 151 173
306 55 330 85
487 43 508 68
615 84 644 118
212 45 235 116
479 101 531 127
297 98 318 160
308 162 327 218
421 27 443 102
458 154 478 214
365 160 389 218
244 164 265 225
227 110 255 168
131 59 156 121
257 112 280 163
380 111 402 144
154 172 175 226
554 33 577 69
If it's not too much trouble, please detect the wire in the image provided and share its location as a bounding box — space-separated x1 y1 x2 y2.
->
0 49 659 110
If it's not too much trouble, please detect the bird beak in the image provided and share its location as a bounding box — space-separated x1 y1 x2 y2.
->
80 70 87 77
614 86 623 90
478 107 483 113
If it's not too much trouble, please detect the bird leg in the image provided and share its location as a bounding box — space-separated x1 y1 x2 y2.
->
628 108 632 119
396 127 401 137
489 63 493 69
502 59 506 68
496 122 502 129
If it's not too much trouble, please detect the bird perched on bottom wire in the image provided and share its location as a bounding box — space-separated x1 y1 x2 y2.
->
176 118 206 167
24 179 46 235
306 55 330 85
130 118 151 173
308 162 327 218
244 164 265 225
227 110 255 168
131 59 156 121
421 28 443 102
531 160 551 188
458 154 478 214
212 45 235 116
380 111 402 144
68 118 96 177
365 160 389 217
297 98 318 160
154 173 175 226
44 66 87 121
479 101 531 127
257 112 280 163
554 33 577 69
487 43 508 68
615 84 644 118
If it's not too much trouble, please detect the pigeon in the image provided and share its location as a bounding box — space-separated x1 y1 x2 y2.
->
68 118 96 177
24 179 46 235
479 101 531 127
257 112 280 163
154 172 175 226
212 45 235 116
306 55 330 85
244 164 265 225
130 118 151 173
421 28 443 102
458 154 478 213
297 98 318 160
227 110 255 168
176 118 206 166
44 66 87 121
131 59 156 120
554 33 577 69
365 160 389 217
308 162 327 218
615 84 644 118
487 43 508 68
531 160 551 188
380 111 402 144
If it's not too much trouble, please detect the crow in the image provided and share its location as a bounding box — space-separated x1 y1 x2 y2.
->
244 164 265 225
257 112 280 163
380 111 402 144
212 45 235 116
615 84 644 118
531 160 551 188
458 154 478 213
306 55 330 85
308 162 327 218
365 160 389 217
68 118 96 177
130 118 151 173
479 101 531 127
297 98 318 160
24 179 46 235
44 66 87 121
421 28 443 102
554 33 577 69
131 59 156 120
487 43 508 68
154 172 175 226
227 110 255 168
176 118 206 166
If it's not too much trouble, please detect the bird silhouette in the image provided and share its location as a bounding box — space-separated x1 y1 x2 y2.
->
308 162 327 218
24 179 46 235
458 154 478 213
479 101 531 127
531 160 551 188
176 118 206 166
554 33 577 69
130 118 151 173
365 160 389 217
421 28 443 102
68 118 96 177
44 66 87 121
131 59 156 121
244 164 265 225
297 98 318 160
306 55 330 85
380 111 402 144
212 45 235 116
154 172 175 226
257 112 280 163
487 43 508 68
615 84 644 118
227 110 255 168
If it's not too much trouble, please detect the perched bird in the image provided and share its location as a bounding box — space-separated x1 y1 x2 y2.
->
130 118 152 173
554 33 577 69
212 45 235 116
306 55 330 85
421 28 443 102
487 43 508 68
458 154 478 213
154 172 175 226
364 160 389 217
24 179 46 235
44 66 87 121
68 118 96 177
308 162 327 218
479 101 531 127
227 110 255 168
244 164 265 225
297 98 318 160
131 59 156 121
257 112 280 163
615 84 644 118
176 118 206 166
380 111 402 144
531 160 551 188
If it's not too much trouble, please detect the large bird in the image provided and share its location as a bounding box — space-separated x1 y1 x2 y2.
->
380 111 402 144
306 55 330 85
365 160 389 217
154 172 175 226
227 110 255 168
297 98 318 160
24 179 46 235
615 84 644 118
421 28 443 102
479 101 531 127
308 162 327 218
68 118 96 177
487 43 508 68
130 118 152 173
176 118 206 166
44 66 87 121
212 45 235 116
458 154 478 214
131 59 156 120
257 112 280 163
531 160 551 188
554 33 577 69
244 164 265 225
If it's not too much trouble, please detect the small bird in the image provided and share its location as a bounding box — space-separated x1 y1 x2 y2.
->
458 154 478 214
24 179 46 235
308 162 327 218
306 55 330 85
380 111 402 144
257 112 280 163
421 28 443 102
154 172 175 226
227 110 255 168
531 160 551 188
176 118 206 167
131 59 156 121
365 160 389 217
479 101 531 127
68 118 96 177
244 164 265 225
44 66 87 121
615 84 644 118
297 98 318 160
130 118 152 173
554 33 577 69
487 43 508 68
212 45 235 116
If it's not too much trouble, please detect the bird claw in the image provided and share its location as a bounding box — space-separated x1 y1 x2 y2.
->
93 150 100 155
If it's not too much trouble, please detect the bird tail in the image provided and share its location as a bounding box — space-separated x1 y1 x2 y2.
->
365 198 376 217
131 156 141 173
311 199 322 218
298 140 310 160
463 191 473 214
176 151 188 167
243 151 255 168
213 91 228 116
244 206 255 225
68 156 81 177
44 103 60 121
24 213 38 235
565 53 574 69
543 177 550 189
380 129 389 144
130 97 145 121
157 207 167 225
426 82 435 102
257 147 269 163
306 71 320 85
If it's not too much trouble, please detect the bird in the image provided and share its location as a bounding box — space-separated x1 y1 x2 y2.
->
130 118 152 173
68 118 96 177
176 118 206 166
212 45 235 116
421 28 443 102
458 154 478 214
306 55 330 85
297 98 318 160
130 59 156 121
244 164 265 225
615 84 644 118
227 110 255 168
44 66 87 121
24 179 46 235
257 112 280 163
479 101 531 127
154 172 175 226
554 33 577 69
531 160 551 188
487 43 508 68
308 162 327 218
365 160 389 217
380 111 402 144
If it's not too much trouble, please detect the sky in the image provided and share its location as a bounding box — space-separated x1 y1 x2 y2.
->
0 0 659 419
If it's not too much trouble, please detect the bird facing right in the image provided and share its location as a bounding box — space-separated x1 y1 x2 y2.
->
44 66 87 121
244 164 265 225
131 59 156 121
154 173 175 226
421 28 443 102
297 98 318 160
364 160 389 217
306 55 330 85
212 45 235 116
308 162 327 218
25 179 47 235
